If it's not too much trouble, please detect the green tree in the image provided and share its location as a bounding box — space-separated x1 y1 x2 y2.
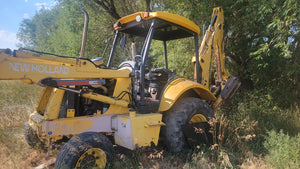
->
17 0 149 62
18 7 58 51
152 0 299 106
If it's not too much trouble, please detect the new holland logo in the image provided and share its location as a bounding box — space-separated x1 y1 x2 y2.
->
9 62 69 75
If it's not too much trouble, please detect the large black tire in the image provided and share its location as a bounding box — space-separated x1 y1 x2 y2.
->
24 122 46 150
162 97 215 152
55 132 114 169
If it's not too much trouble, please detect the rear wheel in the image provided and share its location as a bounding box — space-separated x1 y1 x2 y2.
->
55 132 114 169
162 97 215 152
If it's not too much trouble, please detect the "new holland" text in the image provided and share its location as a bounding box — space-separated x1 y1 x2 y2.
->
9 62 69 74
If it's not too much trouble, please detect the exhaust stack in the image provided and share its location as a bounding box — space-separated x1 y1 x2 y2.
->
80 8 89 58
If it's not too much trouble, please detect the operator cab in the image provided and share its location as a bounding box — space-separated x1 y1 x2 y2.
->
115 12 199 40
108 11 201 113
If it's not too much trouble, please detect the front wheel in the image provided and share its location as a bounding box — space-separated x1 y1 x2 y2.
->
162 97 215 152
54 132 114 169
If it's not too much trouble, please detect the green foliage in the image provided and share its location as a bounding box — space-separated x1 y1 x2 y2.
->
264 130 300 169
213 91 299 168
17 8 58 50
17 0 114 58
248 0 300 107
219 92 300 154
151 38 195 79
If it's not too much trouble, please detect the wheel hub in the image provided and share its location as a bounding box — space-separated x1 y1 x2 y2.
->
76 148 107 169
189 114 207 123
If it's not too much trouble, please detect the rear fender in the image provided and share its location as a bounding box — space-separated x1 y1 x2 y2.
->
158 78 216 112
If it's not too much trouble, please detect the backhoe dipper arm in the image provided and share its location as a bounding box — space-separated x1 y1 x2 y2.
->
193 7 241 109
193 7 228 89
0 49 130 84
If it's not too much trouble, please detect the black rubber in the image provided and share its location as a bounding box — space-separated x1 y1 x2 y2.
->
24 122 46 150
54 132 114 169
161 97 215 152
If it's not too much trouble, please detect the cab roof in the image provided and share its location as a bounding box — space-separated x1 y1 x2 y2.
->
114 11 200 41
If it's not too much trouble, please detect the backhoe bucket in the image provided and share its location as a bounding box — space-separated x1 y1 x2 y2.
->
221 76 241 100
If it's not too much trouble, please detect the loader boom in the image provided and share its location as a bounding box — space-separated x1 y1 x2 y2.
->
0 49 130 84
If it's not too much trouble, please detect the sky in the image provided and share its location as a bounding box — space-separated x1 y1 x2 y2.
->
0 0 56 50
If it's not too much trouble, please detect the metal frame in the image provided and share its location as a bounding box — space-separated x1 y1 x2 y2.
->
139 19 157 101
163 41 168 69
194 34 200 83
107 18 202 102
107 31 119 68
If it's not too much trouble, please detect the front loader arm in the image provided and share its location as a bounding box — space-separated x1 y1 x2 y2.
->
0 49 130 84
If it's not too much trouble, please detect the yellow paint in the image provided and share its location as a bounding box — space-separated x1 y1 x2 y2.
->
103 105 131 115
116 11 200 35
212 96 223 111
81 92 129 108
129 111 136 118
130 113 163 148
144 120 166 128
159 78 216 112
189 114 207 123
76 148 106 169
104 78 132 115
112 78 131 99
96 109 101 115
0 49 130 84
44 88 65 120
114 113 163 150
192 7 228 88
21 79 33 84
67 109 75 118
35 87 53 115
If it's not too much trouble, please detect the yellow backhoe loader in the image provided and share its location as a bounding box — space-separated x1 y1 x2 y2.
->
0 7 240 168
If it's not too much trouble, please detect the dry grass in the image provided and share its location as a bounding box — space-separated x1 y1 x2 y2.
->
239 156 274 169
0 81 56 168
0 127 57 169
0 81 42 128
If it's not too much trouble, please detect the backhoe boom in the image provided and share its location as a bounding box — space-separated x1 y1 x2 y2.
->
193 7 241 109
